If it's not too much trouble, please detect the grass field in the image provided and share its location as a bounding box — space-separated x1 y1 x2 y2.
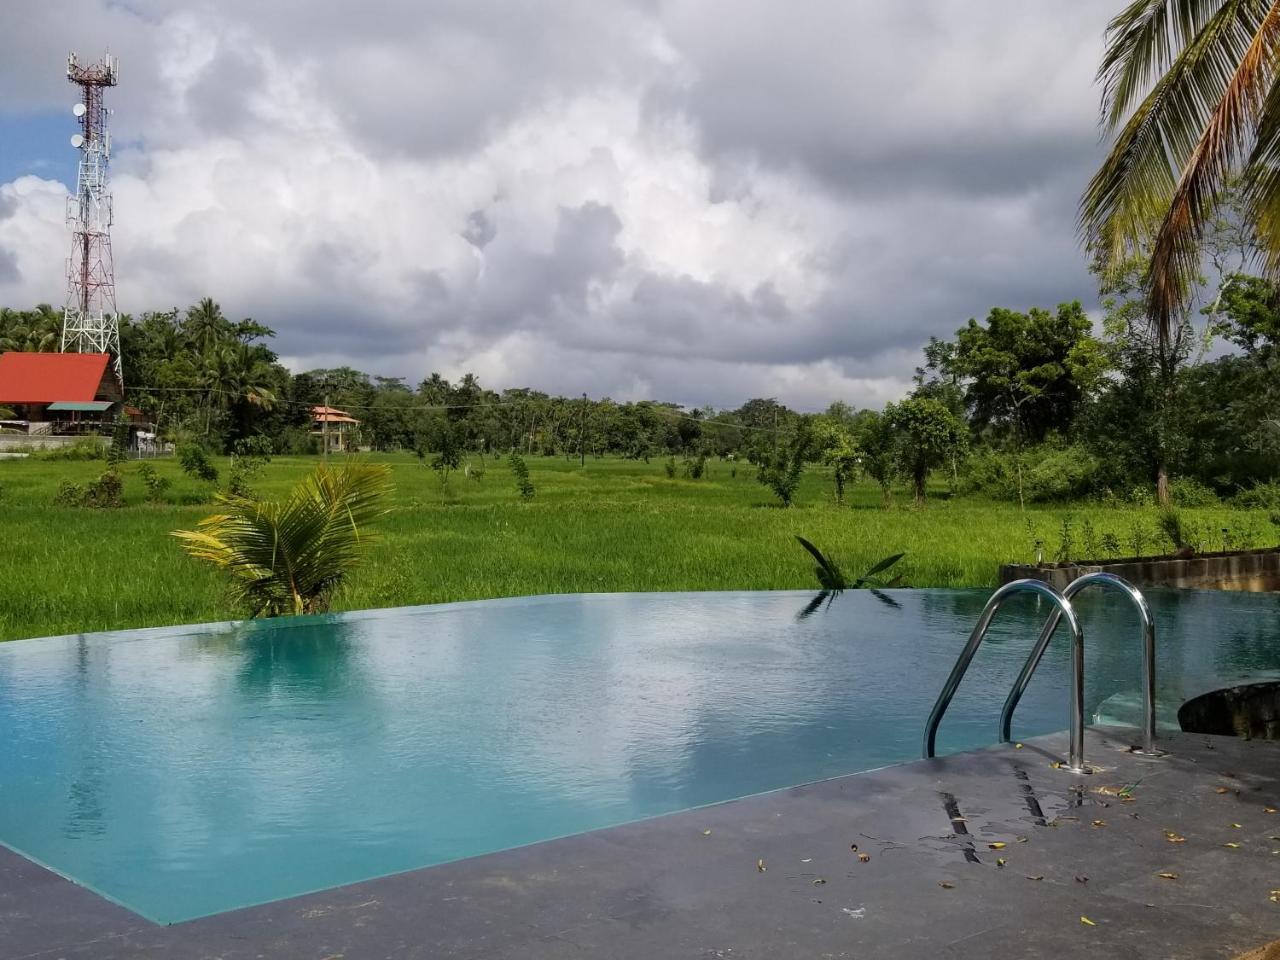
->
1 452 1273 642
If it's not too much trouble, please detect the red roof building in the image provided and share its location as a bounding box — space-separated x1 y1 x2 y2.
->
0 352 121 405
0 352 123 435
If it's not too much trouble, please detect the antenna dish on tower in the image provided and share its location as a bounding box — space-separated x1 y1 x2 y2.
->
72 102 86 117
70 133 84 148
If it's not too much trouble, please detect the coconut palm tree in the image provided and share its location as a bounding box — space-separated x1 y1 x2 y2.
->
1081 1 1280 338
172 461 392 617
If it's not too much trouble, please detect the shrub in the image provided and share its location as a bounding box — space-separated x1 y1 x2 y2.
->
1170 476 1218 507
31 438 105 461
664 457 677 479
172 462 392 617
138 463 171 503
957 443 1100 503
53 479 85 506
1233 480 1280 510
178 442 219 483
1157 508 1189 552
683 453 707 480
83 470 124 509
756 430 810 507
509 453 535 500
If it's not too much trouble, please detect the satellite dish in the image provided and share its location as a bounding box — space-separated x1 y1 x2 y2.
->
70 134 84 148
72 103 86 117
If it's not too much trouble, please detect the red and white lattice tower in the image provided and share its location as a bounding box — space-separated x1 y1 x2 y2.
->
62 52 122 386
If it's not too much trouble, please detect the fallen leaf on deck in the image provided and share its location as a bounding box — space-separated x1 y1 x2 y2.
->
1157 872 1179 880
1216 787 1231 795
1265 807 1277 814
1270 890 1280 903
938 881 955 889
1092 820 1106 827
950 817 967 823
988 842 1007 849
1015 743 1024 749
996 858 1007 867
1230 823 1242 829
1016 836 1028 843
1224 842 1241 848
757 859 766 872
1050 762 1063 769
858 852 871 863
702 829 712 836
1026 874 1044 881
850 843 858 851
1080 916 1096 926
801 858 812 863
1165 832 1186 843
812 878 826 885
1075 875 1088 884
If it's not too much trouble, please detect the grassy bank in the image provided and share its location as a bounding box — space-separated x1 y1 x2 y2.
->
0 453 1272 641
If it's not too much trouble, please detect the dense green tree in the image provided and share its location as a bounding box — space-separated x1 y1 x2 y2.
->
884 396 967 505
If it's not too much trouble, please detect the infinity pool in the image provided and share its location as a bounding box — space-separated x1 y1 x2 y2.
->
1 588 1277 923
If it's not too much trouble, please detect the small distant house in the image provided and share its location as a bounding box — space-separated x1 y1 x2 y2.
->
0 352 123 439
311 404 360 452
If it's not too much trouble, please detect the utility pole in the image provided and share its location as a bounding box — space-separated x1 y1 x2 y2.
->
322 393 329 464
580 392 587 467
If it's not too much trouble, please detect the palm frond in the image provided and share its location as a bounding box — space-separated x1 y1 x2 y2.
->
1145 1 1280 335
852 552 906 587
795 535 847 591
1099 0 1238 128
173 461 392 617
1082 0 1260 275
1243 67 1280 268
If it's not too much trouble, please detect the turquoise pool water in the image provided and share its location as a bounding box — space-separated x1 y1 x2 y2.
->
1 588 1277 924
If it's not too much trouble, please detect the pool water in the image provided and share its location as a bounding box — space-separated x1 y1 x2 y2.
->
1 588 1277 923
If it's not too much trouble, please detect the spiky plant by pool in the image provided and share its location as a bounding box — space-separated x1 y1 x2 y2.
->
172 461 392 617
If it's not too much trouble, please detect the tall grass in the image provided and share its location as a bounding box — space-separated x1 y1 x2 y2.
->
0 453 1272 641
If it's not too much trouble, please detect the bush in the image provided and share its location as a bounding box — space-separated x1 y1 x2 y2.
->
30 438 106 462
664 456 677 479
509 453 535 500
1170 476 1218 507
957 443 1099 503
1233 480 1280 510
53 479 85 506
178 442 219 483
278 425 319 455
83 470 124 508
138 463 171 503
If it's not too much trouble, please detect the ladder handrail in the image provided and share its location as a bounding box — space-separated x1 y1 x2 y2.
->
999 572 1156 754
923 579 1087 773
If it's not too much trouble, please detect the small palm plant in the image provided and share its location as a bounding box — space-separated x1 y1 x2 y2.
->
173 461 392 617
795 536 906 619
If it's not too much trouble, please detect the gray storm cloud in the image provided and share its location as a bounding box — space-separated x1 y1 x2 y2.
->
0 0 1114 409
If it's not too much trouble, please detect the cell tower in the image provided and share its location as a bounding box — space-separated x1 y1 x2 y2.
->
62 52 122 386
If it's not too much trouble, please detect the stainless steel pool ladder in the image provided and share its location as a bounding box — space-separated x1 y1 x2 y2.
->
921 574 1157 774
1000 573 1157 756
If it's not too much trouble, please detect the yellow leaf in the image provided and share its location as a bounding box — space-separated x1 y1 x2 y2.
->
1092 820 1106 828
1215 786 1231 794
1165 832 1186 843
988 842 1007 849
996 858 1007 867
702 829 712 836
858 852 871 863
1230 823 1242 829
1080 916 1096 926
757 858 766 872
1265 807 1277 814
1270 890 1280 903
1224 842 1241 848
1157 872 1179 880
1050 761 1063 769
1014 742 1024 749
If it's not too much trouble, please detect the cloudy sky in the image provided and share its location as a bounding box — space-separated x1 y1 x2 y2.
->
0 1 1117 409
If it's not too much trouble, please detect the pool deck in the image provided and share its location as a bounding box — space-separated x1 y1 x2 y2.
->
3 727 1278 959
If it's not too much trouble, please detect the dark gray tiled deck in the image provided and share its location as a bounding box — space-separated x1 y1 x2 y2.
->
2 727 1277 959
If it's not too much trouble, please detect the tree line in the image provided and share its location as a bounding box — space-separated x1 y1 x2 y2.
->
3 253 1280 507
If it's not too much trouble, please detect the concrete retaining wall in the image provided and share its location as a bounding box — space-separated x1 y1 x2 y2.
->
1000 547 1280 592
